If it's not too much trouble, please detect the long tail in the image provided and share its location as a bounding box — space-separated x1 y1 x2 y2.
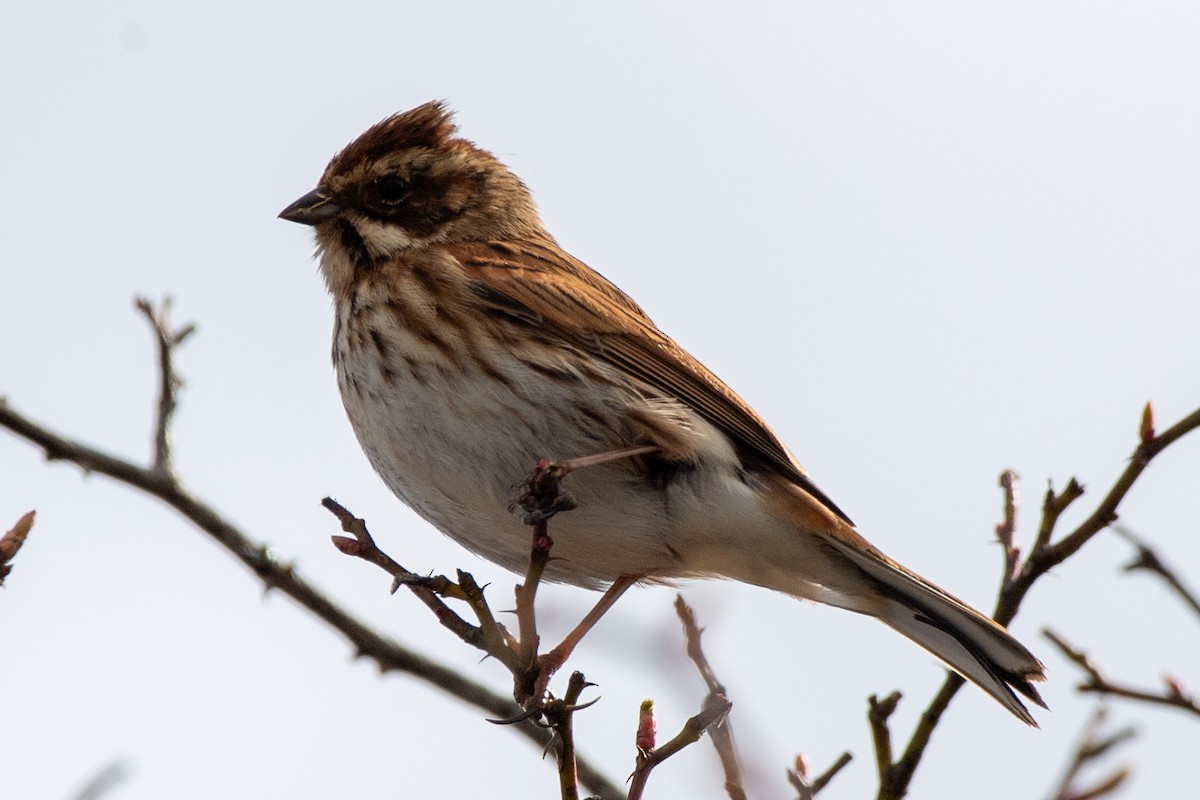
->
820 531 1047 724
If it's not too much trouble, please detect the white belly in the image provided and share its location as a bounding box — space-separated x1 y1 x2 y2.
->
334 302 682 586
331 297 843 594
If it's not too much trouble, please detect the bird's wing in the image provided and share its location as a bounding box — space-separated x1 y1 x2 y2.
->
448 239 853 525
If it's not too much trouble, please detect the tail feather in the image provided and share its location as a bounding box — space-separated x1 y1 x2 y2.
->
822 534 1047 725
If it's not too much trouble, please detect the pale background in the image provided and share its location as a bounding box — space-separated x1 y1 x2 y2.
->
3 3 1198 798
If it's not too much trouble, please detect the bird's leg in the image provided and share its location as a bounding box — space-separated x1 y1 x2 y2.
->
522 574 639 707
549 574 638 666
510 445 657 707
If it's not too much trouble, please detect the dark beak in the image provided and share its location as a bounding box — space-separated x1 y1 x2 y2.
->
279 189 342 225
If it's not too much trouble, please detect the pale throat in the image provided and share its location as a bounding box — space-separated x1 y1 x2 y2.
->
350 214 421 259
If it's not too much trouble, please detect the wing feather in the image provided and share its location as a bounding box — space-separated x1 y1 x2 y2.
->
449 240 853 525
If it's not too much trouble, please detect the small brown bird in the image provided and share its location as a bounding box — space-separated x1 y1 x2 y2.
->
280 101 1045 723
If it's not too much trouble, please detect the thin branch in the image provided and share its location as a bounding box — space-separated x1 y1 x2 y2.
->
1046 708 1134 800
627 692 733 800
995 469 1021 590
133 296 193 479
322 497 521 673
68 760 131 800
1114 524 1200 619
0 398 507 698
788 751 854 800
325 465 637 793
516 519 553 680
1032 477 1085 557
1035 404 1200 572
1044 629 1200 718
867 692 901 789
0 301 623 800
674 595 747 800
873 403 1200 800
542 670 593 800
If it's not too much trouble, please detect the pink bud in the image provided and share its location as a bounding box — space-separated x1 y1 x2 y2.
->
636 699 657 752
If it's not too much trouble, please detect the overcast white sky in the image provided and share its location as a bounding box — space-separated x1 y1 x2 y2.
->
3 3 1198 798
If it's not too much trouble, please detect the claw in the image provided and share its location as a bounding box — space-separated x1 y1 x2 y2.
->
486 705 545 725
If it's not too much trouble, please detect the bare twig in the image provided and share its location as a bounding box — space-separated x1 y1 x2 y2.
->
1044 629 1200 718
627 692 734 800
0 387 506 719
0 300 623 800
1114 524 1200 619
867 692 901 788
542 671 595 800
322 497 522 673
1 509 35 586
1046 708 1134 800
674 595 747 800
133 296 194 479
68 759 131 800
996 469 1021 589
872 403 1200 800
516 518 554 688
788 751 854 800
1029 403 1200 573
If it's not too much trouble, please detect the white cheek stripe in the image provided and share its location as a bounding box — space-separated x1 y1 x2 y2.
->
351 214 417 257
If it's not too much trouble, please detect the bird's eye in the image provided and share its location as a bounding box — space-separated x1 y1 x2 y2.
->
376 175 408 202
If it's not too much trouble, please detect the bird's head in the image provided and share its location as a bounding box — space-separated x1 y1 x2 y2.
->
280 102 545 291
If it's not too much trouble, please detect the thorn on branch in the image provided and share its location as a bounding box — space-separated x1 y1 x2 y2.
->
486 705 546 726
541 671 595 800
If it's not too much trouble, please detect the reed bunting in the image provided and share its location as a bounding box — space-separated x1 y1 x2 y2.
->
280 102 1045 723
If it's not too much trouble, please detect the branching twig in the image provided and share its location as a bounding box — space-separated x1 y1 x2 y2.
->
867 692 901 787
1044 630 1200 718
674 595 747 800
1023 403 1200 579
1046 708 1134 800
322 497 522 673
0 299 622 800
326 459 640 796
1114 524 1200 619
133 296 194 479
788 751 854 800
872 402 1200 800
